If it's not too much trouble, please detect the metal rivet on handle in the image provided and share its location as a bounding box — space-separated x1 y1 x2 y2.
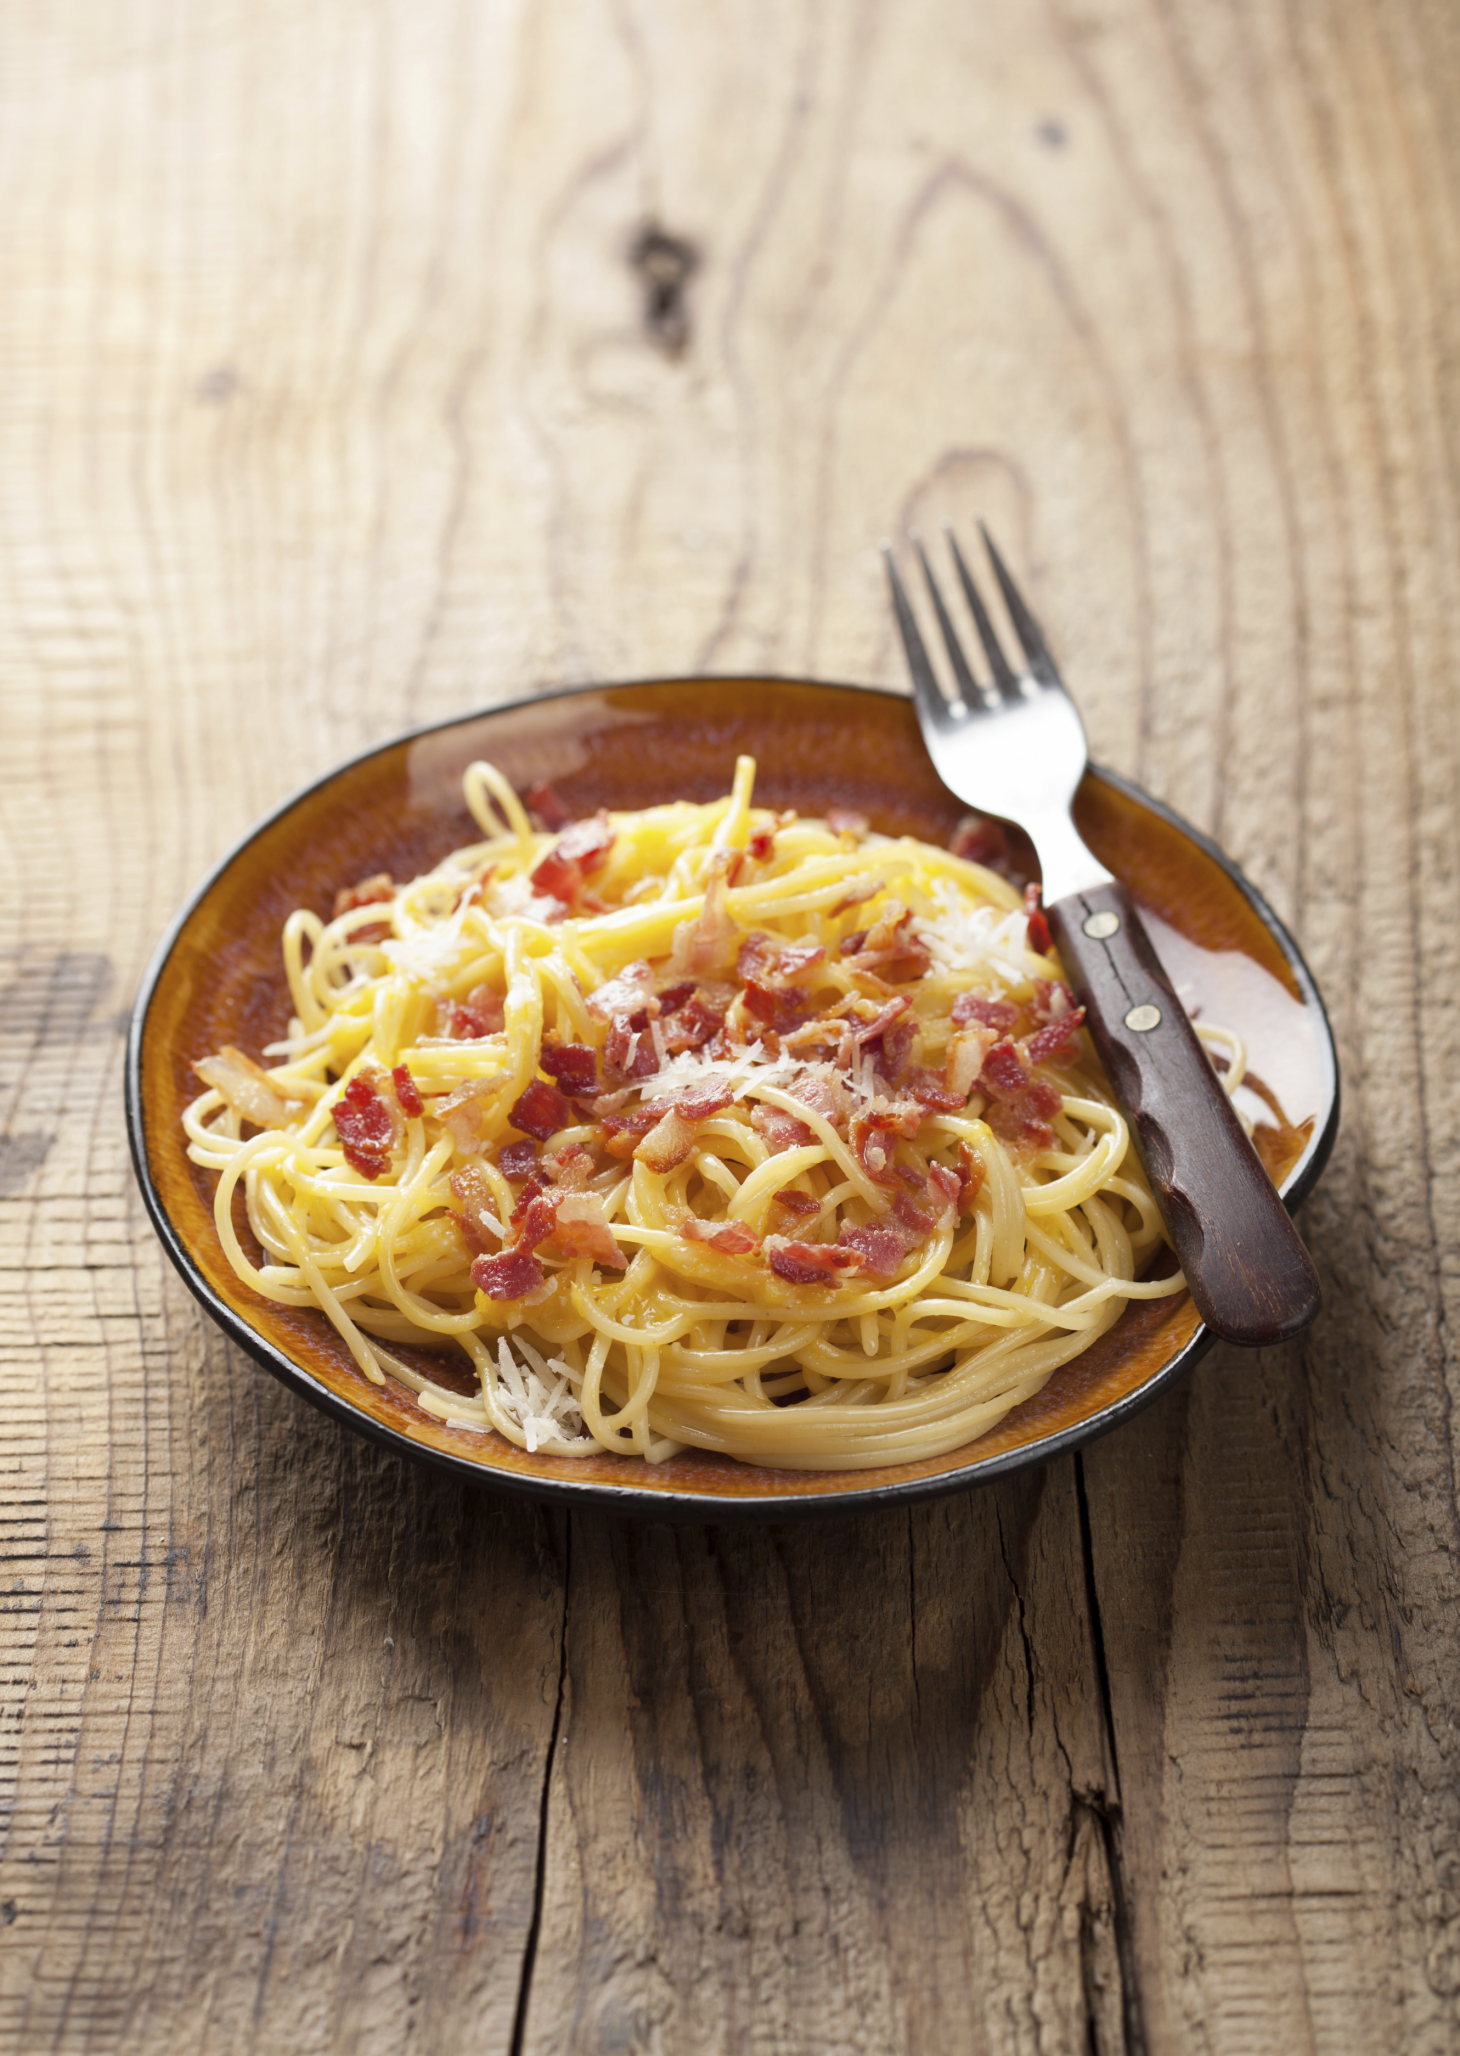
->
1083 910 1120 939
1125 1003 1162 1033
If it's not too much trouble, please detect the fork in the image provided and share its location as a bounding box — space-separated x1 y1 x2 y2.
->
883 523 1321 1346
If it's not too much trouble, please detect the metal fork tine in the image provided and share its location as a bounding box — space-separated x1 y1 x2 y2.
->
977 522 1057 683
910 532 983 707
944 527 1018 699
881 542 956 732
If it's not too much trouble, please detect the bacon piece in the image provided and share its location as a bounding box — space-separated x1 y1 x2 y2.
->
906 1066 966 1113
530 812 615 914
549 1191 627 1268
444 984 506 1040
497 1139 538 1182
681 1217 762 1256
194 1046 304 1130
540 1042 598 1096
957 1141 985 1208
751 1105 814 1153
1033 978 1078 1026
927 1162 962 1226
747 825 777 861
669 851 741 975
765 1237 862 1286
1024 882 1053 956
599 1106 664 1159
332 1072 400 1179
667 1084 735 1121
949 815 1016 873
545 1142 595 1190
837 1221 907 1280
509 1175 550 1224
392 1065 424 1117
849 1098 924 1184
787 1067 849 1131
735 933 827 983
472 1248 546 1301
513 1190 562 1254
509 1078 573 1140
436 1076 506 1152
770 1189 820 1221
891 1187 935 1236
742 979 815 1034
1024 1009 1086 1066
524 780 574 831
826 806 869 837
654 982 696 1014
604 1013 659 1083
635 1106 698 1173
831 878 882 917
944 1027 997 1099
981 1039 1031 1096
587 960 656 1021
450 1166 502 1253
661 990 726 1054
335 871 394 921
843 900 931 982
951 991 1019 1032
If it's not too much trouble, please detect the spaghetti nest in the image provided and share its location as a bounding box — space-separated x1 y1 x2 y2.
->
183 755 1200 1470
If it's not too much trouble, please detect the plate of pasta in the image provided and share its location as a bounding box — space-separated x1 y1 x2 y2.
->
127 678 1337 1516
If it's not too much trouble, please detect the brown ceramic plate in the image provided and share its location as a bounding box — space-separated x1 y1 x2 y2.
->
126 680 1338 1520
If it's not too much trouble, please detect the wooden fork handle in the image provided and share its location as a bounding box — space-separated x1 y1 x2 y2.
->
1047 881 1321 1346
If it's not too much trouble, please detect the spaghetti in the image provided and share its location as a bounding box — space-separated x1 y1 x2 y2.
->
182 756 1222 1470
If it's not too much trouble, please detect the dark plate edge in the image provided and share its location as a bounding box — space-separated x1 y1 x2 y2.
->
124 677 1341 1525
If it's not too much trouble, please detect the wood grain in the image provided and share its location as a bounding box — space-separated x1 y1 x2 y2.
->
2 0 1459 2049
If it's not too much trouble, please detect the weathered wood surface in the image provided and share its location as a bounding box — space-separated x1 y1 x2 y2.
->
2 1 1458 2049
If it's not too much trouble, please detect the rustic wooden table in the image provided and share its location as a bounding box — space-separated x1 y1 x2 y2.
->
3 2 1457 2050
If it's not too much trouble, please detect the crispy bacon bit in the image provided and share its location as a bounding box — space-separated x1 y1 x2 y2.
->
945 1027 997 1099
1033 978 1077 1025
332 1072 399 1178
445 985 506 1039
599 1106 664 1158
826 806 870 837
509 1078 573 1140
957 1142 985 1209
654 981 696 1014
498 1139 538 1182
765 1237 862 1286
849 1099 924 1184
531 812 616 911
787 1068 849 1130
736 933 827 984
450 1166 501 1253
681 1217 762 1256
843 899 931 982
981 1039 1032 1096
1024 882 1053 956
630 1083 734 1176
332 873 394 920
1024 1008 1087 1066
751 1105 814 1153
635 1106 698 1173
927 1162 963 1226
392 1065 424 1117
513 1190 562 1254
525 780 574 831
509 1175 550 1225
831 878 882 917
742 979 815 1034
837 1221 907 1280
550 1192 627 1268
770 1189 820 1220
587 960 656 1020
544 1143 595 1191
891 1187 935 1236
436 1076 506 1152
747 825 777 861
949 815 1015 873
951 991 1019 1032
669 851 741 974
194 1046 304 1130
906 1067 966 1113
540 1042 598 1096
472 1248 546 1301
604 1013 659 1083
661 990 726 1053
851 996 912 1049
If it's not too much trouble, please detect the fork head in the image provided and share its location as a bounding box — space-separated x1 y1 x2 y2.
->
882 524 1111 903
